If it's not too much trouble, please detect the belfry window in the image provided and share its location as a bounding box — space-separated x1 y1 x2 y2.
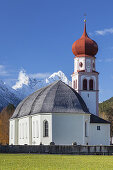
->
74 81 75 89
74 80 77 89
89 79 93 90
83 79 87 90
43 120 49 137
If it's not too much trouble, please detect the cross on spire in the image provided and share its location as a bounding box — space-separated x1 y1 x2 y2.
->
84 13 87 22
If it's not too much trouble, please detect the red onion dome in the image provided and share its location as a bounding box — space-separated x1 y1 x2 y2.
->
72 21 98 57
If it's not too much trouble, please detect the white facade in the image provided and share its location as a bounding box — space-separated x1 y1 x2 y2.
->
89 123 110 145
9 113 52 145
9 113 110 146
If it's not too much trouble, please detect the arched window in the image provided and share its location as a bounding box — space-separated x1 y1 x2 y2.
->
73 80 77 89
89 79 93 90
75 80 77 89
85 121 88 137
11 124 13 139
25 122 27 138
36 120 39 138
83 79 87 90
22 123 24 139
74 81 75 89
43 120 49 137
19 123 21 139
33 121 35 138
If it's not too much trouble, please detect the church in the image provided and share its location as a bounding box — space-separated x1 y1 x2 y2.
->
9 21 110 146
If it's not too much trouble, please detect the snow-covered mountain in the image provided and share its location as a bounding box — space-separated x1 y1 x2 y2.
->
0 80 21 111
0 70 71 111
12 70 72 99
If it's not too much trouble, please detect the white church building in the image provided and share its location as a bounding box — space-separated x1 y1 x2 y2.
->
9 21 110 146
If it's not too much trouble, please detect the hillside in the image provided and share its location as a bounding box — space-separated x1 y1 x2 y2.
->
99 97 113 136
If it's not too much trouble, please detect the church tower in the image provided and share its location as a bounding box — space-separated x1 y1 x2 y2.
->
72 20 99 116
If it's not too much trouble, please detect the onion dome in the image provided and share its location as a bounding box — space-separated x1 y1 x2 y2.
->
11 80 89 119
72 20 98 57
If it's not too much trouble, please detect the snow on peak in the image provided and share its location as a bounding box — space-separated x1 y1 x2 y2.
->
46 71 71 85
12 70 71 98
12 70 29 90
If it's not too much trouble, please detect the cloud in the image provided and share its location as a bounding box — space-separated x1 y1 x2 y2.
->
0 65 9 76
29 73 51 79
95 28 113 35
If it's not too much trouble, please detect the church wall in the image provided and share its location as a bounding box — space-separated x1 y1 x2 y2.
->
74 57 85 72
72 73 79 90
80 91 97 115
83 115 90 145
18 117 30 145
40 114 52 145
31 115 40 145
9 119 18 145
89 123 110 145
80 74 98 115
52 113 86 145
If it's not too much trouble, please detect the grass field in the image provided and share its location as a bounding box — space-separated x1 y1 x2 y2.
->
0 154 113 170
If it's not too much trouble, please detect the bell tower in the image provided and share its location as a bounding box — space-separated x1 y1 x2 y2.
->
72 20 99 116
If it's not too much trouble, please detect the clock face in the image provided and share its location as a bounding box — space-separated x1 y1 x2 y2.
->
79 62 83 67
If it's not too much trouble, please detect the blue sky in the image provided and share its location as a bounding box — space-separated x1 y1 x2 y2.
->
0 0 113 102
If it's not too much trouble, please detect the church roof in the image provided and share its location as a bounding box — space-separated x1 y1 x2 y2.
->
90 114 110 124
11 80 90 119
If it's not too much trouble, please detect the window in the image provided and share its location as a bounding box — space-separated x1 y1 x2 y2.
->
33 121 35 138
83 79 87 90
25 122 27 138
75 80 77 89
43 120 49 137
97 126 100 130
89 79 93 90
73 80 77 89
85 121 88 137
11 124 13 139
36 121 39 138
19 123 21 139
22 123 24 139
74 81 75 89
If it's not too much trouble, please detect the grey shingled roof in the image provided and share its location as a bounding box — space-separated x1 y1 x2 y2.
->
11 80 90 119
90 114 110 124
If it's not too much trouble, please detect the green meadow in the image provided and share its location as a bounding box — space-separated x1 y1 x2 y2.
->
0 154 113 170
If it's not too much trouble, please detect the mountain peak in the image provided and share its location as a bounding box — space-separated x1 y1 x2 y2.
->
12 70 72 98
12 70 29 90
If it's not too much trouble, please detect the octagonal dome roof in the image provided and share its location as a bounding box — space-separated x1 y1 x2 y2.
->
11 80 90 119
